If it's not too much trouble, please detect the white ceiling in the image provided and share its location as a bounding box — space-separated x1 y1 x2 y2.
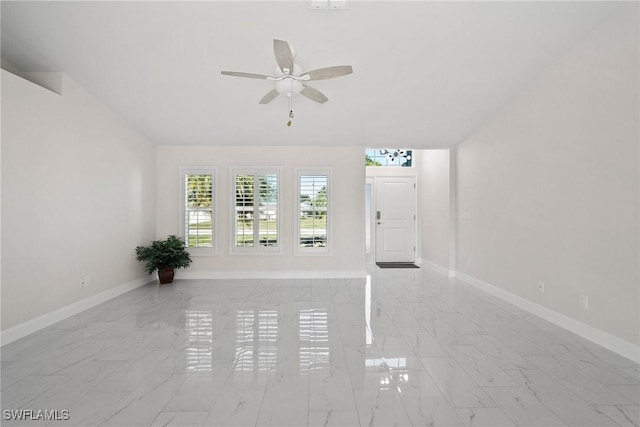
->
1 1 621 148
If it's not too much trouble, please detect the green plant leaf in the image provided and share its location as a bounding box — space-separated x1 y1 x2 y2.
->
135 235 192 275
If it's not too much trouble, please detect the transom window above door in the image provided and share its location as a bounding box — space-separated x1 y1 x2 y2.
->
366 149 413 167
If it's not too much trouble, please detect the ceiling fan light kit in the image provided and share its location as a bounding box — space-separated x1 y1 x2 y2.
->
221 39 353 126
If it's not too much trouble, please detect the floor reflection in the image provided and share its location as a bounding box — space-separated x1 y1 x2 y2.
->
365 275 373 346
185 310 213 373
234 310 277 374
184 277 413 391
300 309 329 374
366 357 409 391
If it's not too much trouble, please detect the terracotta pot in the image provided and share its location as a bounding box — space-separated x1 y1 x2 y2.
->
157 268 175 284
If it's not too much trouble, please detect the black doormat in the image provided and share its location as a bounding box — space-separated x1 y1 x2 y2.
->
376 262 420 269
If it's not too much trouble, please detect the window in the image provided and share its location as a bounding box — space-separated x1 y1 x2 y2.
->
232 169 280 253
182 169 215 254
297 169 331 254
366 149 413 167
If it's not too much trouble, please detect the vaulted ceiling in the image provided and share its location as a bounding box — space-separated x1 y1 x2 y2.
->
1 1 621 148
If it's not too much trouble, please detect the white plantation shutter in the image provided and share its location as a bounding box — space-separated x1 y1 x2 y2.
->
232 169 280 252
183 170 215 252
235 174 255 248
258 173 278 248
297 170 330 254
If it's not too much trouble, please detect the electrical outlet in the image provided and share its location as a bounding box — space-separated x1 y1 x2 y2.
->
538 281 545 293
579 294 589 310
81 276 90 288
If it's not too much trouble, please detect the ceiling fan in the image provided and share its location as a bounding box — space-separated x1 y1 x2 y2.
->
221 39 353 126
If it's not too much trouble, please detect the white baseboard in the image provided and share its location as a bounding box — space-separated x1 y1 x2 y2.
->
455 271 640 364
176 270 368 280
1 276 152 347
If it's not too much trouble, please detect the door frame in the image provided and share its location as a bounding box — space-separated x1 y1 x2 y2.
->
370 175 417 264
365 177 375 265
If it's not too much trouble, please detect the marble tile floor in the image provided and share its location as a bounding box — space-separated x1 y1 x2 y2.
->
1 267 638 426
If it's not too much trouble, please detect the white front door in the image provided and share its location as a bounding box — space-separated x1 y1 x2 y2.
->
375 176 416 263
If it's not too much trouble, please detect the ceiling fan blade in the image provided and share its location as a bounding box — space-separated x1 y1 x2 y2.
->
273 39 294 75
259 89 280 104
301 85 329 104
301 65 353 81
221 71 272 79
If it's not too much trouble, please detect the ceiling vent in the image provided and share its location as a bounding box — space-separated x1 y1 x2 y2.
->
309 0 349 10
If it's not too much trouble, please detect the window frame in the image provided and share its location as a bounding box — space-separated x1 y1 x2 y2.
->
365 148 413 167
180 167 217 256
295 167 332 256
230 167 282 255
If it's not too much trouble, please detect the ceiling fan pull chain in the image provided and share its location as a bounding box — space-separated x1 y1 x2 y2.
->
287 86 294 127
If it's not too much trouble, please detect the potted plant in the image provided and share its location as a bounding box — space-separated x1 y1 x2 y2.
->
135 235 192 284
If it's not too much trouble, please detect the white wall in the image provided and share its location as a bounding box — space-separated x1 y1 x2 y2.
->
156 145 365 276
1 71 157 333
418 149 451 271
456 4 639 347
